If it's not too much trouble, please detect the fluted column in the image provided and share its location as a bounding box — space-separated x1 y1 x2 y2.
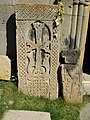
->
75 0 84 48
80 0 89 65
70 0 79 49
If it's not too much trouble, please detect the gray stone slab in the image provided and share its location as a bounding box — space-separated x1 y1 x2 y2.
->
80 103 90 120
2 110 51 120
83 73 90 81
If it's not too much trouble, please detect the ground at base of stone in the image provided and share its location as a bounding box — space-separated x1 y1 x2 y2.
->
80 103 90 120
2 110 51 120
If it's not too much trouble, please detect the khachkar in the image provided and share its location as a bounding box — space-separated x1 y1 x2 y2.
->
61 0 89 103
15 4 60 99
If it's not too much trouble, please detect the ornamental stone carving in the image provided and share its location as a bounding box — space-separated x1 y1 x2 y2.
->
16 4 59 99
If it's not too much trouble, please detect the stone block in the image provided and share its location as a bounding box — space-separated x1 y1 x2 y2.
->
2 110 51 120
0 55 11 80
83 81 90 95
61 64 83 103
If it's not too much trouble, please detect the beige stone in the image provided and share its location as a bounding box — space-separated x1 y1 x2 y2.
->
0 55 11 80
2 110 51 120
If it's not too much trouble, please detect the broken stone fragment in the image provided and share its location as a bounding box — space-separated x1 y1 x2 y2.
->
0 55 11 80
61 49 80 64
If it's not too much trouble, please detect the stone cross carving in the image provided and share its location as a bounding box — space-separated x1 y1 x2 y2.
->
16 4 59 99
26 22 50 78
25 21 51 97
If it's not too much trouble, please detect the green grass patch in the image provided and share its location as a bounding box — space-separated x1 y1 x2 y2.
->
0 80 90 120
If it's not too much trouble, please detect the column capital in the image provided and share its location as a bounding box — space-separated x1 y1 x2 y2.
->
79 0 85 5
73 0 79 5
84 0 89 6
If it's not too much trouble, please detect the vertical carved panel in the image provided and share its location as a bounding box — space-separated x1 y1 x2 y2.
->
16 4 59 99
26 21 51 97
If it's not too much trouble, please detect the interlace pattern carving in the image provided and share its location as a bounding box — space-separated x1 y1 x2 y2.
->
16 4 59 99
15 4 58 20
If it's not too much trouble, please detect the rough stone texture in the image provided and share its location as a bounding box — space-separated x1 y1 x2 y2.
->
61 49 83 103
0 55 11 80
83 81 90 95
16 4 59 99
61 49 80 64
61 64 83 103
2 110 51 120
80 103 90 120
83 73 90 95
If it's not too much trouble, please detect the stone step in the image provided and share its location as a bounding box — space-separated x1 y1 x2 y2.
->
2 110 51 120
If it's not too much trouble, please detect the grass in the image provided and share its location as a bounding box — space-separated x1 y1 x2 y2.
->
0 80 90 120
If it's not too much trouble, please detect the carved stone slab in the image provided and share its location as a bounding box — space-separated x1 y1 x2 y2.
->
16 4 59 99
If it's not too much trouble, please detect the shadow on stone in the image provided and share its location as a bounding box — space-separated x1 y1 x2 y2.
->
83 15 90 74
6 13 17 80
57 65 63 98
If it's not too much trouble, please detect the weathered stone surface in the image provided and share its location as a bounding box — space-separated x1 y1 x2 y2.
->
16 4 59 99
83 73 90 95
0 55 11 80
14 0 50 4
0 4 14 55
61 49 80 64
2 110 51 120
83 81 90 95
61 64 83 103
0 0 13 5
15 4 58 21
60 48 83 103
80 103 90 120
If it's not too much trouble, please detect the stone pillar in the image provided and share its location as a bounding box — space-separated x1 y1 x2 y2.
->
70 0 79 49
79 0 89 65
75 0 84 48
61 49 83 103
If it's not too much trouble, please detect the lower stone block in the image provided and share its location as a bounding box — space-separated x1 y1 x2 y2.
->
0 55 11 80
2 110 51 120
61 64 83 103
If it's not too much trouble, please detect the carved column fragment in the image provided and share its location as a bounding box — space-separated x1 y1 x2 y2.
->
61 49 83 103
